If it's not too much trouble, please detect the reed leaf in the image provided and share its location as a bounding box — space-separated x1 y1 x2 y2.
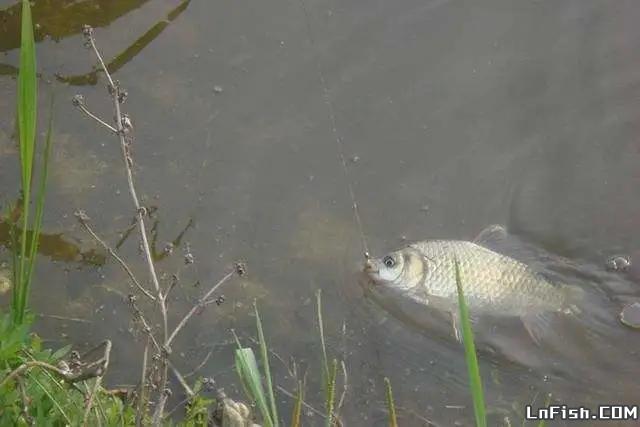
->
325 359 338 427
290 380 303 427
316 290 329 381
384 377 398 427
454 257 487 427
12 0 38 326
234 347 273 427
254 302 279 427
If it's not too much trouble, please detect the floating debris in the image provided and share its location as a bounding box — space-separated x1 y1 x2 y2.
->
605 255 631 272
213 85 224 94
620 302 640 329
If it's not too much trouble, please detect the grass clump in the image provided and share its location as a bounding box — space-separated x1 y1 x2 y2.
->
10 0 53 327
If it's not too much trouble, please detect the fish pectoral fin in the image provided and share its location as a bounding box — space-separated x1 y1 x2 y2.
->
450 311 462 343
450 310 478 343
472 224 509 245
521 311 554 346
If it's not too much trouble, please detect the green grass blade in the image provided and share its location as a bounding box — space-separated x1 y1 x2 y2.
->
254 302 279 427
28 372 71 424
325 359 338 427
234 347 273 427
18 0 36 192
454 257 487 427
290 380 303 427
13 0 37 326
316 290 329 382
535 393 552 427
23 95 53 318
384 377 398 427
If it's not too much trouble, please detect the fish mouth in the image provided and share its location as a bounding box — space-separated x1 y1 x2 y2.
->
363 259 379 276
361 259 382 288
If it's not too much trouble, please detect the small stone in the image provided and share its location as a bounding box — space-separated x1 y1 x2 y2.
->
620 302 640 329
606 255 631 272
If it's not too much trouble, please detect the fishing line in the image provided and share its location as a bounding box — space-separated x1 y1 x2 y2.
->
297 0 371 260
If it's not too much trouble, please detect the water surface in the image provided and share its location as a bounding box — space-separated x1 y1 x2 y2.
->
2 0 640 425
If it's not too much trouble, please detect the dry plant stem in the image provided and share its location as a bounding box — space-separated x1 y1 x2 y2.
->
85 32 165 318
83 28 237 423
17 377 30 423
183 347 215 378
83 376 104 427
276 385 334 422
136 337 150 427
337 360 348 413
168 360 193 397
165 270 234 347
76 102 117 134
0 360 69 388
152 393 168 426
86 31 169 421
76 213 155 301
37 313 92 323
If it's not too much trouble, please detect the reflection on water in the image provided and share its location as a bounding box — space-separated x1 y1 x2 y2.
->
0 0 190 82
2 0 640 425
0 218 105 266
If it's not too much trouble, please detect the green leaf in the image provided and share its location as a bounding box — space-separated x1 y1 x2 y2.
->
17 0 36 193
454 257 487 427
324 359 337 427
384 377 398 427
254 302 279 427
234 347 273 427
290 380 303 427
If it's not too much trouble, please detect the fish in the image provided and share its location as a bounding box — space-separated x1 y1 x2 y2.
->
362 225 585 344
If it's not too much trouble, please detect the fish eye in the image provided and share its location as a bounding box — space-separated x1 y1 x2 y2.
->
383 255 395 268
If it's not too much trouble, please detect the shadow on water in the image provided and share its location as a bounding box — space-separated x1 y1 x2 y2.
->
0 0 191 83
0 218 105 266
0 203 192 266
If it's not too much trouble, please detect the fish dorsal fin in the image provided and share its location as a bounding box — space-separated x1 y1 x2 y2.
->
473 224 509 246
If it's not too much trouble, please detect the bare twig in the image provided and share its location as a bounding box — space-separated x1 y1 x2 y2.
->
128 295 162 352
0 360 69 388
16 377 32 425
168 360 193 397
135 337 150 427
277 385 329 420
183 346 216 379
151 391 169 426
337 360 348 413
83 377 104 427
77 26 240 423
165 270 235 348
75 210 155 301
37 313 92 324
72 95 117 134
82 28 169 422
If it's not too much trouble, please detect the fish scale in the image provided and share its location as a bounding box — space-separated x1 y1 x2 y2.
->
411 240 566 315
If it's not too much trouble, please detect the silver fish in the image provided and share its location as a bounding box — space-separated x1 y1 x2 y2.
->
362 225 583 343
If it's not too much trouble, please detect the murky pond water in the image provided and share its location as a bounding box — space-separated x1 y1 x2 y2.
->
2 0 640 425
